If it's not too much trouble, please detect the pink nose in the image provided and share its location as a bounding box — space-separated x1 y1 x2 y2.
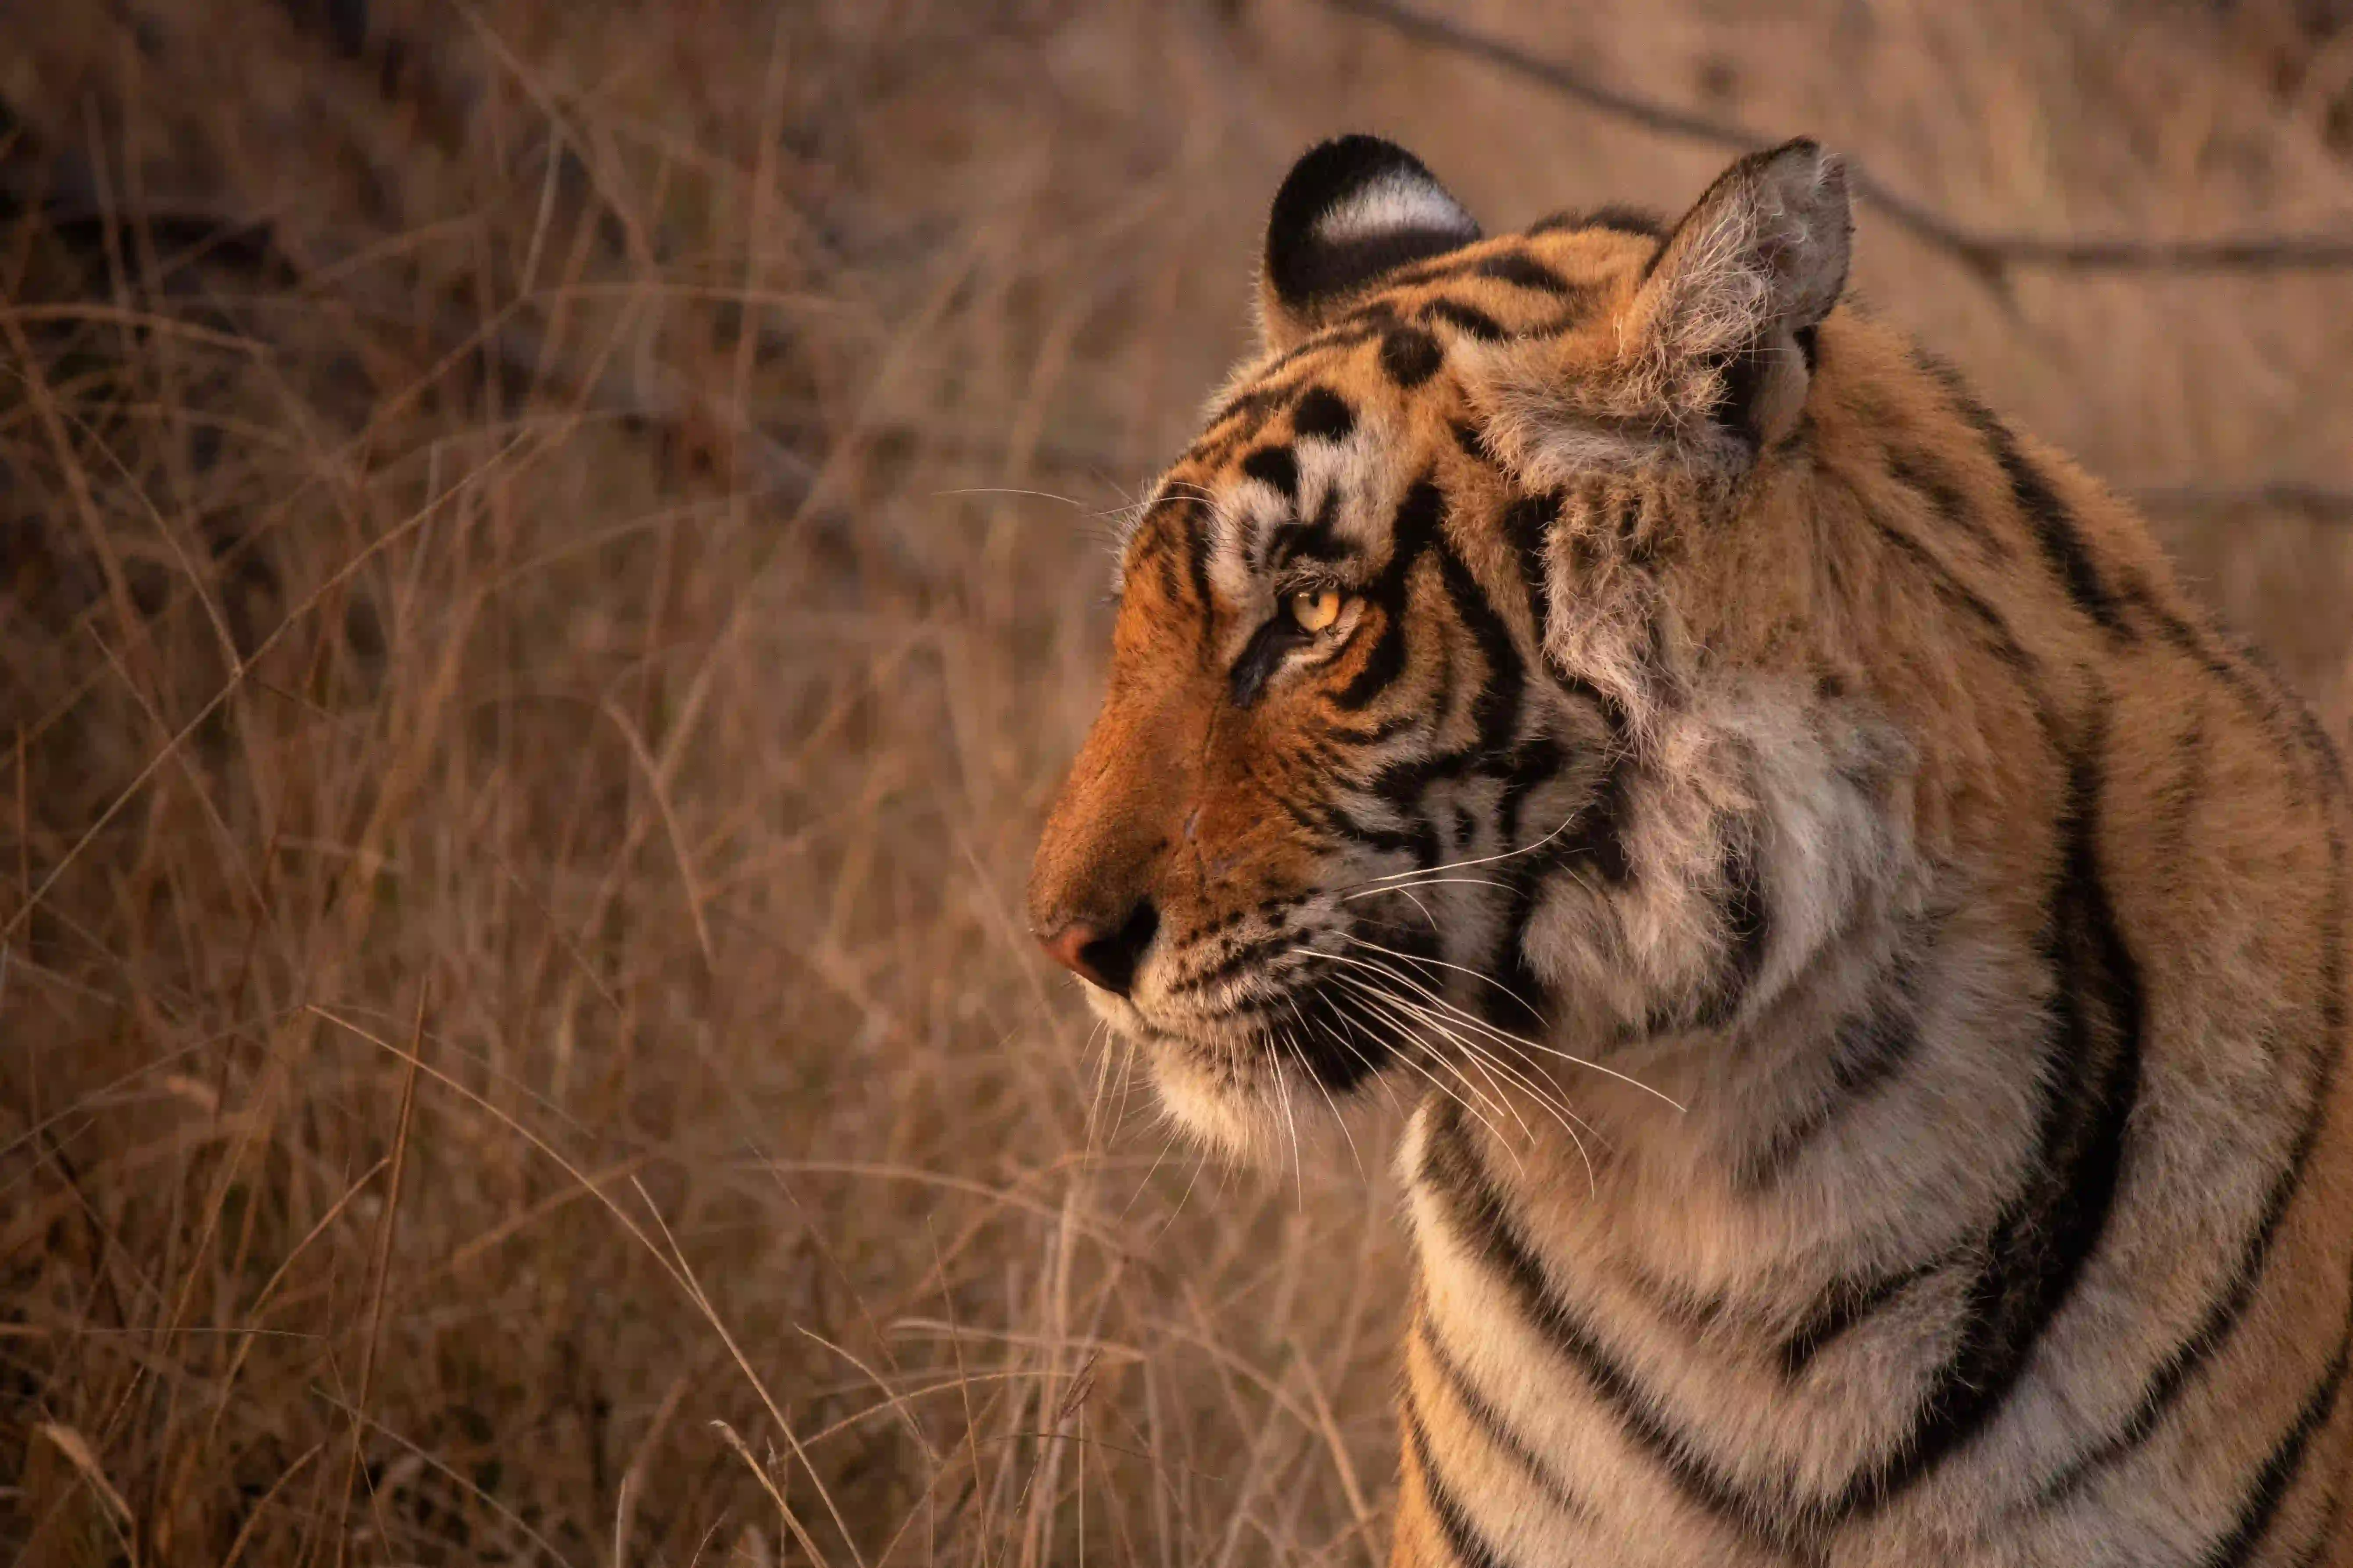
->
1039 921 1109 983
1034 903 1157 997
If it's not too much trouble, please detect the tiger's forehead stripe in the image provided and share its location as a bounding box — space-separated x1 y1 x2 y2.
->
1181 234 1631 473
1131 236 1637 623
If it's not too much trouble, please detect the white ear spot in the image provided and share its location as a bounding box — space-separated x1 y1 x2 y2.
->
1311 172 1477 248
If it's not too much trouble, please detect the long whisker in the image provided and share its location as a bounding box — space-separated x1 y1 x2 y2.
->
1282 995 1367 1181
1316 988 1413 1125
1267 1024 1304 1207
1325 946 1622 1161
1333 970 1576 1134
1304 947 1686 1112
1327 976 1584 1187
1320 982 1516 1153
1333 788 1620 894
1367 981 1602 1193
1342 876 1515 900
1341 932 1546 1027
1326 974 1535 1148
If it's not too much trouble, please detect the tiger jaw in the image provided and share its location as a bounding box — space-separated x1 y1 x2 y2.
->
1080 903 1512 1159
1092 983 1408 1161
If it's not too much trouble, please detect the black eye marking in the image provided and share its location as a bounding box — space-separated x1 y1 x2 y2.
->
1229 615 1311 707
1292 386 1356 442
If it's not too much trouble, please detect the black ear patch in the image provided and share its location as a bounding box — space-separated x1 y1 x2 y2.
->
1264 136 1480 324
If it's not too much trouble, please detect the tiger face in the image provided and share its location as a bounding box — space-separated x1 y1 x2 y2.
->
1028 136 1859 1158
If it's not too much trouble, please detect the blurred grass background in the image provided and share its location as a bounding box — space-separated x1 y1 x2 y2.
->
2 1 2351 1563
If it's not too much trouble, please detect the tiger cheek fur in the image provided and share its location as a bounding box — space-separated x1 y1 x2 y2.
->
1029 133 2353 1566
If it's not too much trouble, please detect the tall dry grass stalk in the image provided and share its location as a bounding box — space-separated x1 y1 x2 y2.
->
2 1 2349 1562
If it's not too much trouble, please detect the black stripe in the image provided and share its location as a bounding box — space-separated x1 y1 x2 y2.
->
1492 735 1563 852
2198 1328 2353 1568
1942 382 2135 640
1318 797 1437 862
1198 376 1307 444
1471 251 1578 294
1885 445 2002 558
1418 1098 1793 1549
1417 1317 1596 1524
2143 600 2339 816
1402 1401 1515 1568
1527 204 1668 239
1368 747 1478 816
1834 739 2145 1517
1793 322 1820 373
1501 490 1556 643
1451 419 1490 464
1333 478 1444 709
1477 744 1633 1040
2033 802 2349 1508
1434 541 1524 755
1861 513 2064 755
1256 318 1390 382
1779 1255 1945 1379
1557 754 1635 886
1286 981 1397 1091
1692 829 1770 1029
1737 959 1929 1192
1228 618 1307 707
1498 487 1642 746
1177 496 1214 619
1325 716 1418 746
1334 611 1409 711
1263 490 1348 571
1421 298 1508 341
1262 480 1344 570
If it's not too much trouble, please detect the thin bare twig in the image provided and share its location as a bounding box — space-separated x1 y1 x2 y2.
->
2134 481 2353 521
1329 0 2353 279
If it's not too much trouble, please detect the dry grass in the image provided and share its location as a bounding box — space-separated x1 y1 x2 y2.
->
2 1 2351 1563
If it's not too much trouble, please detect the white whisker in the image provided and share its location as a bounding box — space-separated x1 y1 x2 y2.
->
1304 947 1686 1112
1341 933 1546 1026
1335 788 1621 894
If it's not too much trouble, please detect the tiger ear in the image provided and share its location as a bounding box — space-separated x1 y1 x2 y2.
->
1258 136 1481 353
1624 138 1850 449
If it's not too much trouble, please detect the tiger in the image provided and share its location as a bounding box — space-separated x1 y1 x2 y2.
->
1024 133 2353 1566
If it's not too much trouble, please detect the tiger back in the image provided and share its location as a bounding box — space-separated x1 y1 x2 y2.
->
1027 134 2353 1566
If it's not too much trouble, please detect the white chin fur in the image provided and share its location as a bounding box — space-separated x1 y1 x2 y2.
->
1144 1043 1287 1165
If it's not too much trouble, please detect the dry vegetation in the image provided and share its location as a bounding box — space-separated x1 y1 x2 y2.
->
4 0 2352 1563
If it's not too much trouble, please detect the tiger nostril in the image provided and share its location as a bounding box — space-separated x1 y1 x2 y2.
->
1039 901 1159 998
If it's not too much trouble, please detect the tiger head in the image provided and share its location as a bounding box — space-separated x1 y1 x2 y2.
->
1028 135 1922 1160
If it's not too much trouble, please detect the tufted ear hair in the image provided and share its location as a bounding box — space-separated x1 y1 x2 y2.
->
1622 138 1851 451
1258 135 1481 353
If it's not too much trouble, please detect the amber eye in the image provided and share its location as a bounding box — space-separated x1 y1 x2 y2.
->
1289 586 1345 634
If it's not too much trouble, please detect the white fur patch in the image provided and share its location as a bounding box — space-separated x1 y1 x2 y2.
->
1312 172 1476 248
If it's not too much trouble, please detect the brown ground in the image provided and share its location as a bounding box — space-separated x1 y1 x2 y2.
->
4 1 2351 1563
